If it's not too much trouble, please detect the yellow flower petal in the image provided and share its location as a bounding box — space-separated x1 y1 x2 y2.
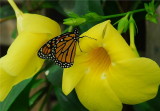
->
75 70 122 111
0 0 61 102
62 55 87 95
103 22 138 62
8 0 61 35
0 67 15 101
77 20 137 61
17 14 61 36
1 33 51 76
0 33 53 101
108 58 160 104
76 21 109 55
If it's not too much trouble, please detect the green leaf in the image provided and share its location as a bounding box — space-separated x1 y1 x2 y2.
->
31 79 45 89
134 87 160 111
46 64 87 111
8 82 32 111
117 13 130 33
144 3 150 13
29 87 46 108
84 12 104 22
63 18 86 26
73 0 89 16
73 0 104 32
46 65 63 87
54 87 88 111
41 1 66 16
11 28 18 39
88 0 103 15
0 78 32 111
52 103 64 111
0 5 14 18
145 13 158 23
67 12 79 18
134 102 154 111
147 87 160 111
144 0 158 24
74 0 103 15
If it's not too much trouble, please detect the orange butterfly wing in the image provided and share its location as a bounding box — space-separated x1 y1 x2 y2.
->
38 29 79 68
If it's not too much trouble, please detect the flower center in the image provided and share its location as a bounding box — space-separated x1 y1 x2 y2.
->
86 47 111 73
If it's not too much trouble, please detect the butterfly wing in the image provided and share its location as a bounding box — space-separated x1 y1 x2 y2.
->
54 33 77 68
38 32 78 68
37 32 71 60
37 37 57 60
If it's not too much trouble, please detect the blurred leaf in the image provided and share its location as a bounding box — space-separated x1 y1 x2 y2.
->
11 28 18 39
8 82 33 111
84 12 104 22
0 5 14 18
67 12 79 18
88 0 104 15
54 87 88 111
134 102 154 111
31 79 45 89
73 0 104 32
147 87 160 111
134 87 160 111
145 13 158 23
41 1 66 16
29 87 46 108
73 0 89 16
46 64 87 111
46 65 63 87
144 0 158 23
52 103 64 111
74 0 103 15
0 78 32 111
63 17 86 26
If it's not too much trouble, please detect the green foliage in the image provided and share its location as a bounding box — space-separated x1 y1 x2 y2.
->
29 87 46 108
54 87 88 111
11 28 18 39
52 103 64 111
116 13 129 33
73 0 103 16
144 0 158 23
129 15 138 35
8 82 32 111
46 64 87 111
0 5 14 18
46 65 63 87
0 79 32 111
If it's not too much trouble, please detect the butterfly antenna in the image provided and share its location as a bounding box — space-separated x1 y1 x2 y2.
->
79 36 97 40
77 41 83 52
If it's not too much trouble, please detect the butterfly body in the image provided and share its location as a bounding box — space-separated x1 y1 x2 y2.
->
38 29 80 68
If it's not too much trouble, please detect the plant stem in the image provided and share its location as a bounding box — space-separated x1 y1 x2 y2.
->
8 0 23 16
102 8 145 19
68 26 73 32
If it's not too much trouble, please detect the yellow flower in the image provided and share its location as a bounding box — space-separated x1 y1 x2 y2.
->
62 20 160 111
0 0 61 101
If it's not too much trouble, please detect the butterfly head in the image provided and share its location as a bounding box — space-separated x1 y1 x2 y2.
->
73 28 79 36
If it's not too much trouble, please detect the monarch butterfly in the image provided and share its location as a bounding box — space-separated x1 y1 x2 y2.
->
37 28 95 68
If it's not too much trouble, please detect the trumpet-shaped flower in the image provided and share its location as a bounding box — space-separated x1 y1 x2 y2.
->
0 0 61 101
62 20 160 111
